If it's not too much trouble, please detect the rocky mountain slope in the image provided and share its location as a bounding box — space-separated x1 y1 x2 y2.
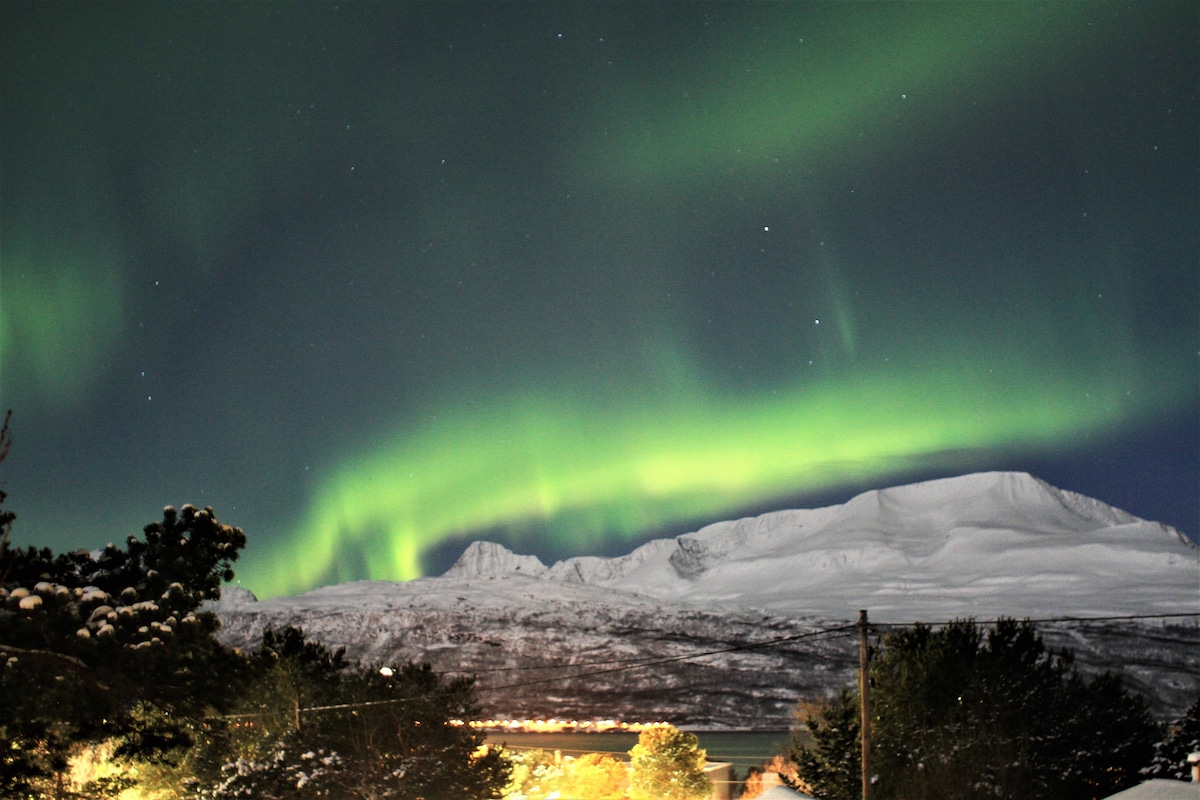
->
215 472 1199 727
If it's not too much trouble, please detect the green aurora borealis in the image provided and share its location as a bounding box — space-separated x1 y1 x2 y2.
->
260 353 1180 596
1 2 1196 598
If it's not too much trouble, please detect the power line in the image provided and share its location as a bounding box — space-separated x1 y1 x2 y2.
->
867 610 1200 629
216 610 1197 721
218 623 859 721
431 610 1198 680
431 621 862 676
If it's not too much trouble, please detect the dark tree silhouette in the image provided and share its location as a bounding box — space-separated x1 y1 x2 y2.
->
200 628 510 799
0 416 248 798
790 619 1157 800
1143 693 1200 781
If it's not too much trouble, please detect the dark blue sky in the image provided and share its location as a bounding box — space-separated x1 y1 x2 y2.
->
1 2 1196 596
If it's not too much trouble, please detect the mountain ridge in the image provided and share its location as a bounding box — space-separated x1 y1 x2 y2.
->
215 472 1199 727
435 471 1195 620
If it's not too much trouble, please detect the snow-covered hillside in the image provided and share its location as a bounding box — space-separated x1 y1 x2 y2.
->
215 472 1199 727
519 471 1197 620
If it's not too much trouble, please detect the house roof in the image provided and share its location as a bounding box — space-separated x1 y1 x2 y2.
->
1103 780 1200 799
758 786 815 800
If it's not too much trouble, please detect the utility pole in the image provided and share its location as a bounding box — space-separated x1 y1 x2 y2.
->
859 609 872 800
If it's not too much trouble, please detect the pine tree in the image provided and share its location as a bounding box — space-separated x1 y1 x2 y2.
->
197 630 510 799
787 619 1158 800
868 619 1072 799
0 482 248 797
1059 671 1159 799
1143 693 1200 781
789 688 861 800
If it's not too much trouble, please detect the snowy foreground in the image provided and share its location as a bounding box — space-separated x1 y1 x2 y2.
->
215 472 1200 728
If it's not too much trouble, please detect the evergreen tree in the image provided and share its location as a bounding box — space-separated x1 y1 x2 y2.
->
129 625 351 796
1143 693 1200 781
868 618 1071 799
0 472 247 797
628 724 711 800
1059 670 1159 799
788 688 860 800
255 625 349 738
788 619 1157 800
198 629 510 799
326 662 509 799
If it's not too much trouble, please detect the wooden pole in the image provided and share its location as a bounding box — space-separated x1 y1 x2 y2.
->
859 609 872 800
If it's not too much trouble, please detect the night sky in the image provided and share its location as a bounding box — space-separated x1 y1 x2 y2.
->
1 2 1196 599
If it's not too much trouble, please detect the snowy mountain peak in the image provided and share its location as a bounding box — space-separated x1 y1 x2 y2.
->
217 585 260 607
443 541 548 578
837 471 1136 530
213 471 1199 727
439 471 1195 618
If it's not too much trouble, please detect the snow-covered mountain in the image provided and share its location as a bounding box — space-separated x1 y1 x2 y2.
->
215 472 1199 728
446 471 1196 619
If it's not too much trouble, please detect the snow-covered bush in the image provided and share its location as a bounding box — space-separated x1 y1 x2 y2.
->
0 494 248 796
